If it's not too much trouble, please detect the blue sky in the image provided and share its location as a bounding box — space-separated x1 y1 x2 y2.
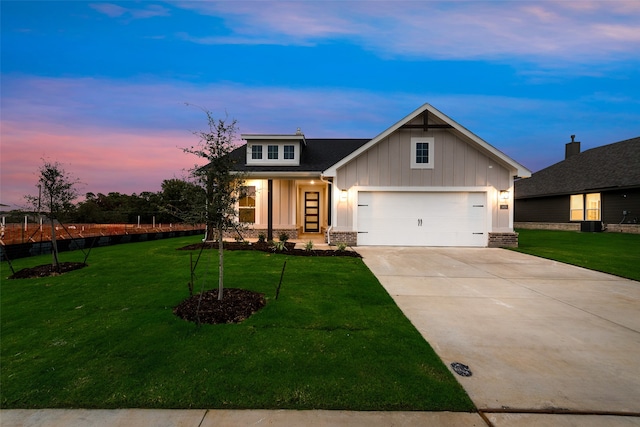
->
2 1 640 209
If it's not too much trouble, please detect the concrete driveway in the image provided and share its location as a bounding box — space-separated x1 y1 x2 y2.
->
357 247 640 425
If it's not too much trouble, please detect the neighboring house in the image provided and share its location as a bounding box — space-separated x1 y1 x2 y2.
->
514 136 640 232
228 103 531 247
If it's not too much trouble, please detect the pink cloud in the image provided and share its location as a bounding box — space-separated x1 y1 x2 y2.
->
1 121 200 210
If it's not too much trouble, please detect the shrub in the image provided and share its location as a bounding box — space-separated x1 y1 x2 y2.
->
271 241 287 252
304 241 314 251
278 232 289 243
336 242 347 251
257 233 266 243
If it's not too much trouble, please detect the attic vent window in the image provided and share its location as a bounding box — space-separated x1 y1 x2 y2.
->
410 137 434 169
416 142 429 164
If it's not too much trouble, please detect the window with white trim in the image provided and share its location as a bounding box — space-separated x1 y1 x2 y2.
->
284 145 295 159
239 186 256 223
570 193 601 221
246 142 300 165
411 137 434 169
570 194 584 221
251 145 262 160
585 193 601 220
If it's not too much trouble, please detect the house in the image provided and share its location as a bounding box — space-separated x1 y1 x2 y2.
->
515 136 640 233
229 103 531 247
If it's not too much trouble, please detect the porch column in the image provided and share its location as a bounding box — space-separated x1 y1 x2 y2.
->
327 181 332 226
267 179 273 241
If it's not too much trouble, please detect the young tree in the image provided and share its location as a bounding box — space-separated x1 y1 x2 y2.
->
183 111 244 300
25 160 81 272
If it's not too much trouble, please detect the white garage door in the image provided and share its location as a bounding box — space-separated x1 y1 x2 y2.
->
357 191 487 246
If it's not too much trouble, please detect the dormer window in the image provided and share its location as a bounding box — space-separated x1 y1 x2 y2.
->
251 145 263 160
284 145 295 159
243 132 305 166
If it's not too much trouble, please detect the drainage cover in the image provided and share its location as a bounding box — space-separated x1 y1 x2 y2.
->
450 362 472 377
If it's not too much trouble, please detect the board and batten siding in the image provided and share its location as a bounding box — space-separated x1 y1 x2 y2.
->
336 130 510 190
335 129 513 231
254 179 296 227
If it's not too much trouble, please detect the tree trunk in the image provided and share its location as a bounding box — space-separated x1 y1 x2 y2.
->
50 217 60 272
217 224 224 301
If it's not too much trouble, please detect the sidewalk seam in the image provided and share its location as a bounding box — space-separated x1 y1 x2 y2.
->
197 409 209 427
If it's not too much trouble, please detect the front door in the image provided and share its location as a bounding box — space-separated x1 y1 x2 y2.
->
304 192 320 232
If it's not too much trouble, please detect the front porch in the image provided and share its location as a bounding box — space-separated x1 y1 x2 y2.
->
226 177 332 242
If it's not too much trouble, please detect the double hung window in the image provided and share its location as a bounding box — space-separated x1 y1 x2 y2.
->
239 186 256 223
570 193 601 221
251 145 262 160
284 145 295 159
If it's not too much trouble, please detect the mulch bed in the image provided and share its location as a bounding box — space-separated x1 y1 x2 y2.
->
173 288 266 324
8 262 88 279
178 241 361 257
174 241 360 324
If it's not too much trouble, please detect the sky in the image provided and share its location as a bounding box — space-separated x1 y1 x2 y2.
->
2 0 640 210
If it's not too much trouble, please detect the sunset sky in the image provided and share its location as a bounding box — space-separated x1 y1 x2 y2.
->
2 1 639 210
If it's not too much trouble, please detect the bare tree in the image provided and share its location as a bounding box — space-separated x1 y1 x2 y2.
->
25 160 81 272
183 111 244 300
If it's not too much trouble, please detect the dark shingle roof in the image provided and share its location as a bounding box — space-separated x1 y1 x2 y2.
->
515 137 640 199
229 138 370 173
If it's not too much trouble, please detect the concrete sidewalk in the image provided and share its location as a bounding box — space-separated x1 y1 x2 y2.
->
3 408 640 427
0 409 487 427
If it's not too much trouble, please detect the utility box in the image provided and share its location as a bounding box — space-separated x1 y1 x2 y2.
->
581 221 603 232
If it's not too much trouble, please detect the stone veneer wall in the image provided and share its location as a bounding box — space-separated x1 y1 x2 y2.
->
488 232 519 248
327 230 358 246
514 222 580 231
604 224 640 234
223 227 299 241
515 222 639 234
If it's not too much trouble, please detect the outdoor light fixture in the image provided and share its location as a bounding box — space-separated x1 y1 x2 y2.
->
499 190 510 200
340 190 348 201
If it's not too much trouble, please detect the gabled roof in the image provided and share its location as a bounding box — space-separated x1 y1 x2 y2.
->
515 137 640 199
323 103 531 178
229 138 369 176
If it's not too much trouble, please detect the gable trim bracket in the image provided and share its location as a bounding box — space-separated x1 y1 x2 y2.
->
399 111 453 131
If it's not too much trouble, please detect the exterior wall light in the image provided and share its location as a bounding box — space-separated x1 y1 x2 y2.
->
499 190 510 201
340 190 348 201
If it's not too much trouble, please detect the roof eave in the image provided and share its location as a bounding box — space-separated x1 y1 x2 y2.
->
241 133 306 146
235 171 322 179
323 103 532 178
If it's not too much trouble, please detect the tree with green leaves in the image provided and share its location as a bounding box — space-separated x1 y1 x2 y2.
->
183 111 244 300
25 160 81 272
160 178 206 224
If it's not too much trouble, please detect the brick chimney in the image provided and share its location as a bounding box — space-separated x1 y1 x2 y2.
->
565 135 581 159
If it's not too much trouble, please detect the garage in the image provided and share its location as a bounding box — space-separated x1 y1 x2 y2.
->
356 191 488 246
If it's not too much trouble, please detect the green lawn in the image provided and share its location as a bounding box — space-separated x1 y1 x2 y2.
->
512 229 640 281
1 237 474 411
